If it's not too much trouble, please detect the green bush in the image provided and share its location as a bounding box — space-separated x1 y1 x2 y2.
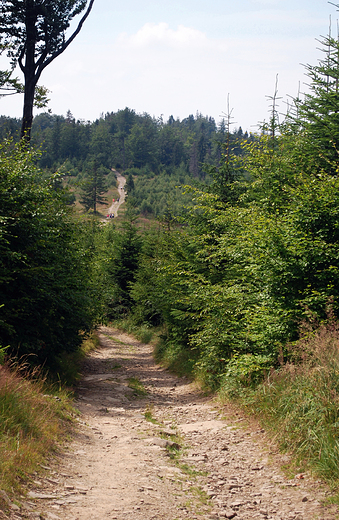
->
223 320 339 482
0 139 102 368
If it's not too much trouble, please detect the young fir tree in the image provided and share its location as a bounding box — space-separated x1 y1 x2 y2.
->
125 172 135 194
293 29 339 174
80 160 107 213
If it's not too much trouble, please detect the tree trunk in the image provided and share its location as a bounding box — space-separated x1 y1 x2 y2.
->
20 2 38 142
20 77 36 140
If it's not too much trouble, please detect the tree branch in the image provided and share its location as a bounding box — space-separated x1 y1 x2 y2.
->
38 0 95 74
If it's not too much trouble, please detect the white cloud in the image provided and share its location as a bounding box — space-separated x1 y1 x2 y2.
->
118 22 209 49
1 19 326 131
250 0 281 5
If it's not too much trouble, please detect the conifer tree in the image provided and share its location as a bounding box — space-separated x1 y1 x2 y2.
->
80 161 107 213
293 26 339 173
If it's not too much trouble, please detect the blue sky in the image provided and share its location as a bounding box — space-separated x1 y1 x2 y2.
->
1 0 336 131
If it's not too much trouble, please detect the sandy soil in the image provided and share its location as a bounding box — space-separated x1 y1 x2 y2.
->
6 327 339 520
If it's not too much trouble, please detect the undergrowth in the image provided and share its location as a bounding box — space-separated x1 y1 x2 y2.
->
0 363 75 495
0 331 100 499
110 317 157 345
114 318 197 378
52 331 101 386
219 319 339 484
154 337 198 378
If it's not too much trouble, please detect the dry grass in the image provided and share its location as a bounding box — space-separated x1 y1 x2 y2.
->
0 363 75 494
220 318 339 483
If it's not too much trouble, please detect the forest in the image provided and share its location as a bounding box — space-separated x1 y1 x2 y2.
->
2 19 339 483
0 108 250 217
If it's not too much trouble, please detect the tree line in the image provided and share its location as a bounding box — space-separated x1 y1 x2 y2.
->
0 109 251 215
0 108 249 174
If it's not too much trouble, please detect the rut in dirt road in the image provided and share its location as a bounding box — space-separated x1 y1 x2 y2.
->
21 327 338 520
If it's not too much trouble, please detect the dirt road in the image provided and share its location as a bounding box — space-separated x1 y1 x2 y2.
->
106 173 126 218
17 327 338 520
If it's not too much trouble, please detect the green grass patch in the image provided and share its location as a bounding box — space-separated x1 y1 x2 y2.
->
107 336 127 345
176 462 208 478
127 377 147 397
219 320 339 484
144 405 161 424
166 443 182 460
189 485 210 505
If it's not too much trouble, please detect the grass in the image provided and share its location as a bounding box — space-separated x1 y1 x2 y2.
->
154 338 198 378
144 405 162 424
176 463 208 478
127 377 147 397
219 319 339 485
189 485 210 505
0 363 75 497
107 336 127 345
0 331 101 504
110 318 161 345
53 331 101 386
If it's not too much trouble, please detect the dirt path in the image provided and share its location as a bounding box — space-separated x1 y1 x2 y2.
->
16 327 338 520
106 173 126 218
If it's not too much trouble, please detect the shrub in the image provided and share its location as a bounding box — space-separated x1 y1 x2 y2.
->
224 320 339 482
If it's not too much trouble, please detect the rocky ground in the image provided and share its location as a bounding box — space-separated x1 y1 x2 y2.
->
3 326 338 520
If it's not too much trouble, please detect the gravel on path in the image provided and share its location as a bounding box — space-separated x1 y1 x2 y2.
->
8 326 338 520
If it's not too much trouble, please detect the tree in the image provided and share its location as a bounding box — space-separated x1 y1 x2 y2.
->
0 67 23 96
114 107 137 169
80 160 107 213
102 221 142 319
126 116 158 169
125 172 134 194
0 138 101 367
291 26 339 174
0 0 95 141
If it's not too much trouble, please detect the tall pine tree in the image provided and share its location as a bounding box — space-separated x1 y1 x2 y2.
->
81 161 107 213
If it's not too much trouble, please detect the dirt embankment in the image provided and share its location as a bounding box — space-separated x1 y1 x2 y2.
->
6 327 338 520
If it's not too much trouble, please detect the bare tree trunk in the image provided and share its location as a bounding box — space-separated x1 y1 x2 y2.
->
20 77 36 140
20 1 38 141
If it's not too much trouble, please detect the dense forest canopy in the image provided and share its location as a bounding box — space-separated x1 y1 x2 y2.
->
0 108 251 217
0 108 249 172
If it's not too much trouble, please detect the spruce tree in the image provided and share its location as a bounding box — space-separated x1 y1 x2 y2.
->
80 161 107 213
293 30 339 174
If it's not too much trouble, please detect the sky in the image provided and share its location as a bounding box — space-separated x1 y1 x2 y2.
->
0 0 337 131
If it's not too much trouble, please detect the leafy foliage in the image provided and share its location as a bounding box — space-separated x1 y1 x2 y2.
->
0 139 102 367
111 33 339 391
